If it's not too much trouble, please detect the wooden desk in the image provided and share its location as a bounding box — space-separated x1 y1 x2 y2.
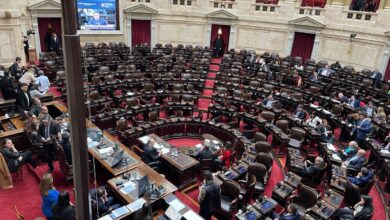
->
310 200 337 220
323 190 344 208
107 164 177 204
271 182 294 205
88 123 142 176
284 172 302 188
330 177 347 193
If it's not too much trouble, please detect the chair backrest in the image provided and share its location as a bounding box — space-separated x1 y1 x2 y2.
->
296 185 318 209
359 175 377 195
116 119 128 132
345 180 362 206
53 138 72 178
200 159 212 170
255 153 273 171
221 180 240 199
276 120 290 133
332 105 343 117
149 111 159 122
255 141 271 153
126 98 138 108
261 111 275 123
248 163 267 183
253 132 267 142
290 127 306 142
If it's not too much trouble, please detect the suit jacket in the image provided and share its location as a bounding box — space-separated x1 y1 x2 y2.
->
293 109 306 120
353 119 372 140
348 156 366 170
142 144 159 164
8 62 22 77
348 171 374 187
199 181 221 217
354 205 373 220
340 96 349 103
304 163 322 176
197 148 213 160
61 140 72 165
371 71 382 81
349 99 360 109
0 75 16 100
52 205 76 220
38 122 60 142
15 90 32 113
0 148 20 172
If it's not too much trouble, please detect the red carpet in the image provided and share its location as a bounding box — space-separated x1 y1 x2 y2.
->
198 99 211 110
167 138 203 147
207 72 217 78
48 86 63 98
209 65 220 72
202 89 213 97
205 79 215 87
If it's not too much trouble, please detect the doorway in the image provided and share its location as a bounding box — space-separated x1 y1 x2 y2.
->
131 20 151 47
385 57 390 81
210 24 230 56
37 18 62 52
290 32 316 61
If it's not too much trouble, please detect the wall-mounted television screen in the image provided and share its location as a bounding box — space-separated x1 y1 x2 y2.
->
77 0 119 31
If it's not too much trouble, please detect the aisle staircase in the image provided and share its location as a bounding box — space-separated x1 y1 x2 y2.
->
198 58 221 114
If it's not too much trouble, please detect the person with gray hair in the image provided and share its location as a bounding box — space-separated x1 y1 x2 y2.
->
35 70 50 94
30 84 46 99
302 156 325 178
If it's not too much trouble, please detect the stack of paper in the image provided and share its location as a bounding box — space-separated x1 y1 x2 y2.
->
98 215 113 220
139 136 150 144
161 148 170 154
126 198 146 212
98 147 113 155
110 206 130 219
168 198 185 212
120 181 136 195
183 210 202 220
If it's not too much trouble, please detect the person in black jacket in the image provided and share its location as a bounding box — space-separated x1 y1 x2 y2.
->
52 191 75 220
60 132 72 165
8 57 24 79
198 171 221 220
196 145 213 161
96 186 121 215
0 71 16 100
332 195 373 220
302 156 324 178
15 83 32 117
133 203 152 220
142 139 161 164
0 138 36 172
38 117 61 173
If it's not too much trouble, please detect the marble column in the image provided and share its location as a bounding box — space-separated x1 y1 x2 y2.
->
311 33 321 60
379 42 390 75
384 0 390 10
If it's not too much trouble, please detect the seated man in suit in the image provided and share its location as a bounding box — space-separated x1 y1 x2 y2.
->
343 149 366 170
60 132 72 165
301 156 324 178
370 69 382 84
339 141 359 161
318 64 335 77
0 139 36 173
292 105 306 120
348 95 360 110
338 92 349 103
309 72 320 82
96 186 121 215
15 83 33 117
8 57 24 78
348 167 374 187
316 119 334 144
196 145 213 161
261 94 274 109
271 203 300 220
0 71 16 100
332 195 373 220
142 139 161 164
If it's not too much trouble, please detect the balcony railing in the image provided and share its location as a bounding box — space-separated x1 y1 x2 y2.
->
298 6 325 16
211 0 236 9
345 10 377 22
130 0 151 2
253 3 280 13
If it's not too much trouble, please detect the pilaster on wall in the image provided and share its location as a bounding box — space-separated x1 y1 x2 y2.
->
385 0 390 10
330 0 346 6
312 33 321 59
0 10 23 66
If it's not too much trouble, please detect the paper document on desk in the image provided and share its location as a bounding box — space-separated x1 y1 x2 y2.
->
183 210 203 220
98 147 113 155
168 198 185 212
110 206 130 219
326 143 336 152
154 143 163 150
98 214 113 220
165 206 182 220
120 181 136 194
88 141 100 149
161 147 170 154
139 136 150 144
126 198 146 212
332 154 342 161
127 92 134 96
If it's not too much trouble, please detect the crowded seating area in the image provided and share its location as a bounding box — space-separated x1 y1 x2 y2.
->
0 38 389 220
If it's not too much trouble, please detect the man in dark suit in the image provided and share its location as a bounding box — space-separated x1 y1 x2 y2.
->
0 71 16 100
198 171 221 220
8 57 24 78
60 132 72 165
316 119 334 144
351 113 372 147
38 117 60 173
196 145 213 161
15 83 32 117
348 167 374 187
0 139 36 172
338 92 349 103
332 195 373 220
271 203 300 220
261 94 274 108
96 186 121 215
348 95 360 109
302 156 324 177
142 139 161 164
292 105 306 120
371 69 382 83
50 33 61 55
345 149 366 170
309 72 320 82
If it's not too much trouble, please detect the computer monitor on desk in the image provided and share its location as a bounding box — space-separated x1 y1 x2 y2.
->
106 149 124 168
138 175 149 197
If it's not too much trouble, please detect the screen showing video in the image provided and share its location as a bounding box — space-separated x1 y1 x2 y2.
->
77 0 119 31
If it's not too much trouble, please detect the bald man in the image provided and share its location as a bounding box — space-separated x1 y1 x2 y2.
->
345 149 366 170
38 106 52 122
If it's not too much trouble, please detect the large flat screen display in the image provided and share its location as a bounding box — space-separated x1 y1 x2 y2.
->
77 0 119 31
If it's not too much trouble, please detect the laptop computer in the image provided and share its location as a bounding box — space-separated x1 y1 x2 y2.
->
106 149 124 167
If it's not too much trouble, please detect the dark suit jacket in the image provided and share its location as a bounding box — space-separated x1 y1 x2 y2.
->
353 119 372 140
38 122 60 142
371 71 382 81
348 171 374 187
304 163 322 176
348 156 366 170
199 181 221 217
52 205 76 220
142 144 159 164
15 90 32 114
8 63 22 77
340 96 349 103
197 148 213 160
350 99 360 109
354 206 373 220
0 148 20 172
0 75 16 100
293 110 306 120
61 140 72 165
